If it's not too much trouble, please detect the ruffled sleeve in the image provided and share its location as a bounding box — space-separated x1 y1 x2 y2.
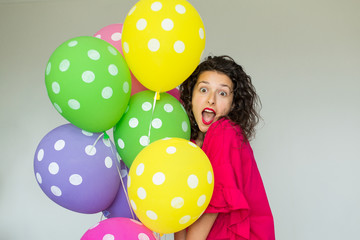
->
201 119 275 240
202 119 248 212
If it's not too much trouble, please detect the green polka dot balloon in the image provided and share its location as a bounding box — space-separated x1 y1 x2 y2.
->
45 36 131 132
114 90 190 168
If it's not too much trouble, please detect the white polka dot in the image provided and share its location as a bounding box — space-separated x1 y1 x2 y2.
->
49 162 59 175
188 141 197 148
128 6 136 15
36 172 42 184
129 118 139 128
131 200 137 210
108 64 118 76
123 81 129 93
130 219 143 225
127 175 131 188
142 102 152 111
197 195 206 207
102 87 113 99
105 156 113 168
54 103 62 113
136 163 145 176
108 46 118 55
151 2 162 11
123 42 129 54
69 174 83 185
188 175 199 189
68 40 78 47
46 62 51 75
54 140 65 151
139 136 150 146
103 234 115 240
82 130 93 136
148 39 160 52
152 172 165 185
146 210 158 220
37 149 44 161
51 186 62 196
174 41 185 53
68 99 80 110
136 18 147 31
103 138 111 147
152 118 162 129
207 171 213 184
82 71 95 83
175 4 186 14
138 233 150 240
118 138 125 149
111 32 122 41
182 121 188 132
137 187 146 199
88 49 100 60
179 215 191 224
166 146 176 154
59 59 70 72
199 28 205 39
161 18 174 31
95 34 101 39
164 103 173 112
85 145 96 156
171 197 184 209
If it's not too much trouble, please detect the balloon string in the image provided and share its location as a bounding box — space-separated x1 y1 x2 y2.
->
90 132 104 153
147 91 158 143
108 135 136 220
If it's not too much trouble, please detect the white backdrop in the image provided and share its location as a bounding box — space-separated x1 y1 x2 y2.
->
1 0 359 239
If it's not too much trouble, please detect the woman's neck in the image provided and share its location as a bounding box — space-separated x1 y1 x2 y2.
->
195 132 205 147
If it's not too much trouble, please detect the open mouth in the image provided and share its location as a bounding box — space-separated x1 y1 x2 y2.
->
202 108 216 125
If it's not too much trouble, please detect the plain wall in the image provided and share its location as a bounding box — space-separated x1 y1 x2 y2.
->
1 0 359 239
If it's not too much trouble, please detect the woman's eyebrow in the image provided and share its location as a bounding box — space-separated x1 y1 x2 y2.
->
220 84 232 90
197 81 209 85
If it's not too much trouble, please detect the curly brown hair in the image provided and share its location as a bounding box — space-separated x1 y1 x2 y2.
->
180 55 261 142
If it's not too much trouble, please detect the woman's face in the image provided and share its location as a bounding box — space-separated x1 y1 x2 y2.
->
191 71 234 134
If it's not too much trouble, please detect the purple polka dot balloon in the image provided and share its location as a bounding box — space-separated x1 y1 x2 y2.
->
81 217 158 240
34 123 120 214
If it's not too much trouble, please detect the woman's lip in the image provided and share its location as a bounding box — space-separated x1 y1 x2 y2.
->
202 118 214 125
203 108 216 114
202 108 216 125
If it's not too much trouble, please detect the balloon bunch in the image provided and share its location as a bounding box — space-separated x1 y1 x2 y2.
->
34 0 214 238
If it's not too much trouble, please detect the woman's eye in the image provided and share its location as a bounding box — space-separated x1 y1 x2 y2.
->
219 91 227 97
200 87 207 93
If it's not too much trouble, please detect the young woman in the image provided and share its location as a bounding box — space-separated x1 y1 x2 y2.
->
175 55 275 240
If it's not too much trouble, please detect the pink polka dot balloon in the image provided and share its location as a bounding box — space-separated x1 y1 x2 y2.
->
34 123 120 214
94 23 124 55
81 217 158 240
94 23 147 95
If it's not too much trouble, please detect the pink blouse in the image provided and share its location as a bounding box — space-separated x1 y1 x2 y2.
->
201 119 275 240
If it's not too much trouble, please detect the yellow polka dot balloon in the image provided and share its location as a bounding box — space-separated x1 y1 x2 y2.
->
128 138 214 234
122 0 206 92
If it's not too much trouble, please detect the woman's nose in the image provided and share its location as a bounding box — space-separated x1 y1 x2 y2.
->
207 92 215 105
